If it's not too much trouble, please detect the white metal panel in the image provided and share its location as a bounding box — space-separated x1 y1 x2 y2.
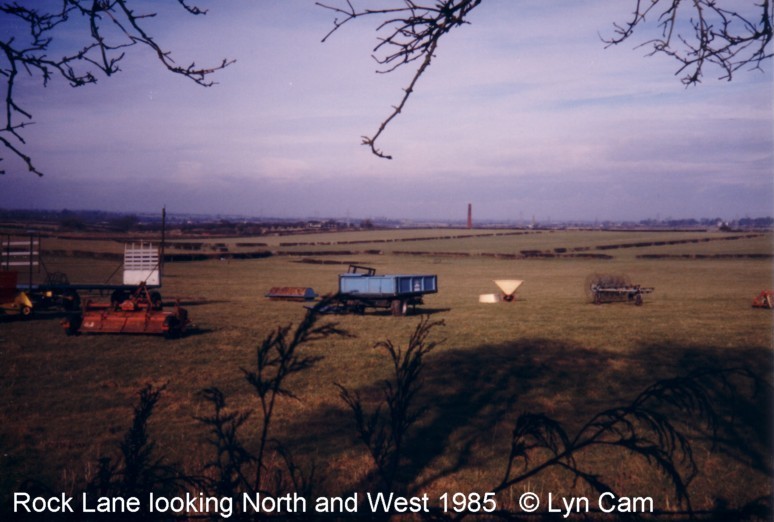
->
1 237 39 268
123 243 160 285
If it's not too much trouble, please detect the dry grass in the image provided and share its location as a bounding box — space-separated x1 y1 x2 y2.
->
1 229 772 516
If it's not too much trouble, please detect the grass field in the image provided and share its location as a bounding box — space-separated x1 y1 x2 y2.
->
1 229 772 518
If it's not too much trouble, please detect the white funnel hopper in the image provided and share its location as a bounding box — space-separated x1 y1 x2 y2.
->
493 279 523 297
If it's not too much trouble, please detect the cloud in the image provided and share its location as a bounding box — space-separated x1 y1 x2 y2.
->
1 1 771 221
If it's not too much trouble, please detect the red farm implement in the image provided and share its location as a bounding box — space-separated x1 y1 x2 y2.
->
62 283 189 338
265 287 318 301
752 290 774 309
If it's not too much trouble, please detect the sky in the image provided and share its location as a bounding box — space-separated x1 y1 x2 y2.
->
1 0 772 223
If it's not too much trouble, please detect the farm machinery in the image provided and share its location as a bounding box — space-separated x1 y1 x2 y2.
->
2 236 156 316
479 279 524 303
320 264 438 316
752 290 773 309
2 234 190 336
62 282 189 338
586 273 654 306
0 270 34 317
1 269 78 317
58 243 192 337
265 287 319 301
1 235 79 314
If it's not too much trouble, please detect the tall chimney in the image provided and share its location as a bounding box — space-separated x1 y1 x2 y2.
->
467 203 472 229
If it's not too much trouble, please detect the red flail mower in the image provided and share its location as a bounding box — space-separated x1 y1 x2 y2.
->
62 283 189 338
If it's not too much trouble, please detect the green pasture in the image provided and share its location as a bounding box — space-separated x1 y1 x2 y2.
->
166 227 763 250
1 229 772 514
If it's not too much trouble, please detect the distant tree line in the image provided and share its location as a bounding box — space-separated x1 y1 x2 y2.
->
737 216 774 227
638 217 774 229
1 209 773 234
0 209 366 235
0 209 146 233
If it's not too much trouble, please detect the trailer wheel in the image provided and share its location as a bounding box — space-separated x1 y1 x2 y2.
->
62 290 80 311
150 291 163 310
391 299 408 316
20 305 33 318
164 317 180 339
65 314 82 336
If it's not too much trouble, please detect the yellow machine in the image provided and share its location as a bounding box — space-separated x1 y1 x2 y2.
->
0 271 33 316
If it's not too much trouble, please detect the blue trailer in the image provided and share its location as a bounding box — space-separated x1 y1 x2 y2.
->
334 265 438 315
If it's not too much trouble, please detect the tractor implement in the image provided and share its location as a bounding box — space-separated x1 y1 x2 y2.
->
319 264 437 316
0 270 33 317
752 290 774 309
63 283 189 338
591 285 654 306
265 287 318 301
493 279 523 302
586 273 654 306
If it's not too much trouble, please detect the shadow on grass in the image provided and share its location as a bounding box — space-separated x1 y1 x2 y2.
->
0 310 71 323
3 311 770 519
180 326 215 337
281 335 772 512
363 307 452 317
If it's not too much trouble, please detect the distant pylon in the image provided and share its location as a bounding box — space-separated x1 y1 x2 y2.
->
467 203 472 229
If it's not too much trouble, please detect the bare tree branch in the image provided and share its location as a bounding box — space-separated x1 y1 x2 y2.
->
321 0 772 159
493 367 771 517
0 0 234 176
319 0 482 159
604 0 773 85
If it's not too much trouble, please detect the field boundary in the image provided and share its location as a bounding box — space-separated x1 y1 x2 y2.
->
37 232 767 264
276 230 537 247
638 253 773 259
